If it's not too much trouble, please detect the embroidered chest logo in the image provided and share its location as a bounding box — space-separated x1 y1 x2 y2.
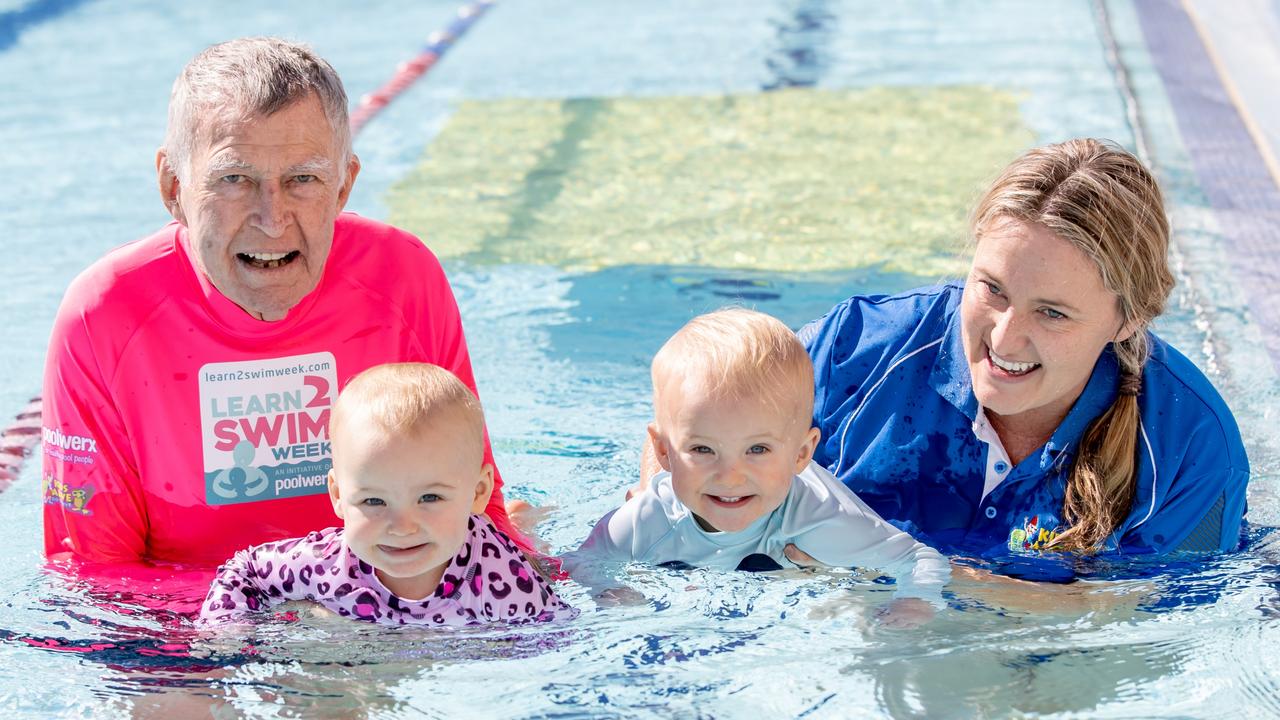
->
1007 514 1061 552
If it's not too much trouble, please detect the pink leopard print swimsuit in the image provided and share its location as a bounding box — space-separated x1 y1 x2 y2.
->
199 515 573 626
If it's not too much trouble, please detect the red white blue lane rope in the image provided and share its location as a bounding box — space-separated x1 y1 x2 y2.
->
0 1 495 489
0 398 40 488
349 0 495 134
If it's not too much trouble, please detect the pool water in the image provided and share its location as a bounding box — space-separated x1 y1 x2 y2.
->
2 1 1279 717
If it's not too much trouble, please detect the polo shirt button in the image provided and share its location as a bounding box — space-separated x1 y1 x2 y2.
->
994 461 1008 474
984 506 997 519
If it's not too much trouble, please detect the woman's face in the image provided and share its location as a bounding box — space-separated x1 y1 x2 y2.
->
961 218 1135 428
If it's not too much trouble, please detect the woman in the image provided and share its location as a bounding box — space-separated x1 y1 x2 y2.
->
802 139 1248 568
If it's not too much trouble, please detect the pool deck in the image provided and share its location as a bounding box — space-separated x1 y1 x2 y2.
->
1138 0 1280 374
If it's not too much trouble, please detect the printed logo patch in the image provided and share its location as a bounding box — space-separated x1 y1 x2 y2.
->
44 475 94 515
1007 514 1062 552
41 426 98 466
199 352 337 506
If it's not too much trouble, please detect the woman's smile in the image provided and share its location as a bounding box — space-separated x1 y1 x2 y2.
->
987 348 1041 378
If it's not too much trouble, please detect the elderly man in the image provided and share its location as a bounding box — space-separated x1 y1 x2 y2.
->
42 37 525 565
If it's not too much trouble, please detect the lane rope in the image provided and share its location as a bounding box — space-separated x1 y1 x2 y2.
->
0 398 40 487
349 0 495 134
0 1 497 489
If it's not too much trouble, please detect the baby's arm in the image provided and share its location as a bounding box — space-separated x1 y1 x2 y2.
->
197 533 328 626
565 487 672 602
197 547 281 626
790 465 951 608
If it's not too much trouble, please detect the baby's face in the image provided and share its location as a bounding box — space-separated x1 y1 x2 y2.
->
652 383 819 533
328 416 491 600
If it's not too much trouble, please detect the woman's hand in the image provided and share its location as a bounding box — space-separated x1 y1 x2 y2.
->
875 597 936 629
950 565 1154 615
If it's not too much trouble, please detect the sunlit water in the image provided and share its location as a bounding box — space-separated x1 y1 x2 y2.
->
2 1 1278 717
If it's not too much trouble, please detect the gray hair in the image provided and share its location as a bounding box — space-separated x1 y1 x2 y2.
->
164 37 351 182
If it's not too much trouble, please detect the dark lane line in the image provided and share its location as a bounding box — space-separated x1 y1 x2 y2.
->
762 0 836 91
0 0 91 53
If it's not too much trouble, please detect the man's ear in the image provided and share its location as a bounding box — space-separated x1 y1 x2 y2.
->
647 422 673 472
471 463 495 514
336 153 361 212
156 149 186 224
327 470 344 520
794 427 821 474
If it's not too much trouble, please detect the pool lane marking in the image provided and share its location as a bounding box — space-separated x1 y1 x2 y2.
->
1134 0 1280 374
762 1 836 91
349 0 495 134
475 98 604 262
0 0 89 53
1094 0 1223 378
1179 0 1280 201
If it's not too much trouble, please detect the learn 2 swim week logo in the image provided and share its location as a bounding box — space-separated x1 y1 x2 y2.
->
199 352 337 506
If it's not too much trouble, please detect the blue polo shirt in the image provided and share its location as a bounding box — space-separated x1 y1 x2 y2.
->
801 284 1249 574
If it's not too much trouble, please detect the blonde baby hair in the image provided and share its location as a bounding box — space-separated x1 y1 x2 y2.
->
652 308 814 426
330 363 485 462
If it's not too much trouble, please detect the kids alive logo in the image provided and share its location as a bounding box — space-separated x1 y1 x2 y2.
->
44 475 94 515
1007 513 1061 552
199 352 337 506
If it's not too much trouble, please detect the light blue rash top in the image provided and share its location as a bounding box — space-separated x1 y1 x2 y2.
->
577 461 951 604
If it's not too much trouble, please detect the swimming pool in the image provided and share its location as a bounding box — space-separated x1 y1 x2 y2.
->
2 0 1279 716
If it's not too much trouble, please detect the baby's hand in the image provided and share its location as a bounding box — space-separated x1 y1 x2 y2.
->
595 586 648 607
274 600 336 622
874 597 936 629
783 543 819 568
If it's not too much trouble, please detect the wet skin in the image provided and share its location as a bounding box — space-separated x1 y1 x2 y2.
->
960 218 1136 457
157 93 360 321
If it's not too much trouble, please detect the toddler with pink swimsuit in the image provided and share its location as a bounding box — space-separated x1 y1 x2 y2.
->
200 363 572 626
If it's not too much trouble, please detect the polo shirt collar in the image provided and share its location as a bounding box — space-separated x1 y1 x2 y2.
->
929 309 979 421
1045 347 1120 461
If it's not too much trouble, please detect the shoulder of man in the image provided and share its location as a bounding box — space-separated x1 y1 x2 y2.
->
597 473 684 551
782 461 878 523
332 212 441 264
329 212 450 300
61 223 185 320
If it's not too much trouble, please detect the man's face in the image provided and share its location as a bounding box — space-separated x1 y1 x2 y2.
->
159 93 360 321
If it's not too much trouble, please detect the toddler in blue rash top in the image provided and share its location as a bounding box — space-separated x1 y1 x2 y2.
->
576 309 951 619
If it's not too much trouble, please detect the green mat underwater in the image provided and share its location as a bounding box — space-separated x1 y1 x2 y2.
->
388 86 1034 276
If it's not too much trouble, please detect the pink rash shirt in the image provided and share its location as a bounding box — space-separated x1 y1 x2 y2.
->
199 516 572 626
42 213 526 565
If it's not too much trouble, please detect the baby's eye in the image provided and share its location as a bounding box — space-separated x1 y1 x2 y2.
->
359 497 385 507
689 445 714 455
747 444 770 455
419 493 442 503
